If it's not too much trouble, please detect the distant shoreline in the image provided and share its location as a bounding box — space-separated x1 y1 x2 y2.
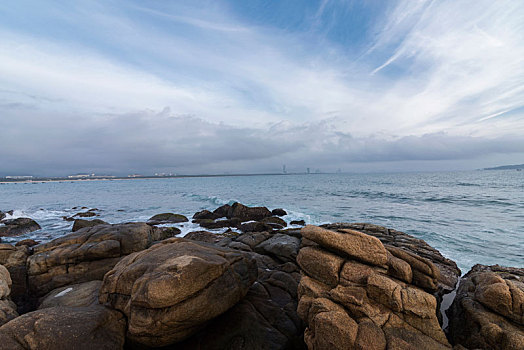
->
0 172 314 184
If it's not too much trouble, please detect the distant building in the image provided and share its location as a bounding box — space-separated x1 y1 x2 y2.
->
127 174 142 178
307 168 310 174
68 174 93 179
5 175 33 179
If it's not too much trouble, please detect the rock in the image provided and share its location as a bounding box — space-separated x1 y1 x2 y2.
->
0 218 41 237
298 225 452 349
15 239 39 247
297 247 344 287
0 306 126 350
177 242 304 350
0 212 4 221
290 220 306 226
322 223 460 294
27 223 170 297
0 244 32 313
447 264 524 349
302 225 388 267
255 233 301 263
185 230 222 244
192 210 219 221
99 237 257 347
62 215 75 221
261 216 288 229
38 280 102 309
152 226 181 239
199 218 241 229
72 218 108 232
147 212 188 225
239 221 273 233
0 265 18 326
73 211 97 218
227 202 272 222
272 208 287 216
213 204 232 218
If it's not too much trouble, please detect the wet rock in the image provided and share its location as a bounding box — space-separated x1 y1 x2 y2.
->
99 237 257 347
72 218 108 232
0 305 126 350
15 239 39 247
261 216 288 229
185 230 222 244
192 210 219 221
0 212 4 221
212 204 232 218
62 216 75 221
297 225 452 350
447 264 524 350
227 202 272 222
147 212 188 225
254 233 301 263
239 221 273 233
0 265 18 326
290 220 306 226
73 211 97 218
272 208 288 216
38 280 102 309
0 218 41 237
153 226 181 239
199 218 241 229
27 223 171 297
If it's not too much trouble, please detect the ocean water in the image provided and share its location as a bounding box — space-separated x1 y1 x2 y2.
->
1 171 522 274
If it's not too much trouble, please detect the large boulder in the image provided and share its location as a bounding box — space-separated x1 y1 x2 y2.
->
254 233 300 263
147 213 188 225
178 231 305 350
0 265 18 326
298 226 452 349
38 280 102 309
0 218 41 237
99 237 258 347
227 202 272 222
0 306 126 350
323 223 461 294
272 208 288 217
192 210 219 221
447 264 524 349
27 223 172 297
72 218 108 232
0 244 32 313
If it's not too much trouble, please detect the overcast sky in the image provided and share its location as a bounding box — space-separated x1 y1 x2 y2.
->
1 0 523 176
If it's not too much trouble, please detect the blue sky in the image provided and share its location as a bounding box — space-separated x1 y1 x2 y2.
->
1 0 523 175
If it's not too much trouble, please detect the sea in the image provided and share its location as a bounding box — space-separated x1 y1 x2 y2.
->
1 170 523 274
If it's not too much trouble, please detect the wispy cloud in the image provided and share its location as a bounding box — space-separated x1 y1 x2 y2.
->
0 0 523 174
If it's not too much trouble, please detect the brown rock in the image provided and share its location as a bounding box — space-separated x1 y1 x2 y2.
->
72 218 108 232
271 208 287 216
355 319 387 350
0 265 17 326
261 216 288 228
322 223 460 293
14 239 39 247
254 233 300 263
297 246 344 287
0 306 126 350
73 211 97 218
0 244 31 313
447 264 524 349
38 280 102 309
147 212 188 224
192 209 219 221
0 218 41 237
227 202 272 222
184 230 222 244
27 223 167 296
99 238 257 347
301 225 388 266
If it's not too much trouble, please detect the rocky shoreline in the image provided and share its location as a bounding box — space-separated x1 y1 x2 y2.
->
0 203 522 349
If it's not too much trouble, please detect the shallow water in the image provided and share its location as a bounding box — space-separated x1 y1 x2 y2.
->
1 170 523 274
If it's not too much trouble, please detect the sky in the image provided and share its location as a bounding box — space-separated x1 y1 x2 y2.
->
1 0 523 176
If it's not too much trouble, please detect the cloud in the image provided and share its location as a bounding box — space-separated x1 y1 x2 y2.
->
0 0 523 175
